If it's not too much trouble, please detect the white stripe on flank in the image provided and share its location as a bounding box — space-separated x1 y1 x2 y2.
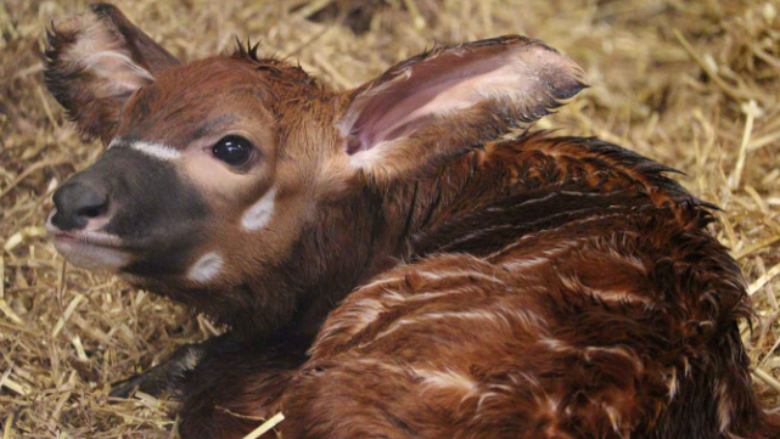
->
108 138 181 161
415 367 478 397
242 188 277 231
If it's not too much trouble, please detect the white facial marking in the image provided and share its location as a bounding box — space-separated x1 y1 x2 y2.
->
108 138 181 161
187 252 224 283
128 141 181 161
242 188 277 231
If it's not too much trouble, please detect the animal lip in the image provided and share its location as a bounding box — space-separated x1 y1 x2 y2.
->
53 230 124 249
46 215 125 250
47 220 131 272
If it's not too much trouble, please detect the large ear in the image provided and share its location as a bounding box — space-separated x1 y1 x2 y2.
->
44 4 180 144
336 36 586 179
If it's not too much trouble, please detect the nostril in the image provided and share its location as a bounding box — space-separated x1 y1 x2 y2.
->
52 181 110 231
78 203 108 220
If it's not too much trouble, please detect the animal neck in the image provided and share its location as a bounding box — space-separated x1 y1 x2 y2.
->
253 142 517 342
173 132 678 343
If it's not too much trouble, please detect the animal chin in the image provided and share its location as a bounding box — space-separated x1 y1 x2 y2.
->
53 234 131 272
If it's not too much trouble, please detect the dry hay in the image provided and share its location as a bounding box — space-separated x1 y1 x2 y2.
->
1 0 779 437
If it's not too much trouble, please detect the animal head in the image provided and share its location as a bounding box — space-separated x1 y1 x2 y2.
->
44 4 585 332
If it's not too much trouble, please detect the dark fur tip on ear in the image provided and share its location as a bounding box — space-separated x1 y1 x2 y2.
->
493 35 589 107
558 79 589 100
356 34 588 101
43 17 99 139
89 3 119 15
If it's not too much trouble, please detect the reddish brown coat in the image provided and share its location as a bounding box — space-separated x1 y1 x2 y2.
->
177 134 777 439
41 5 779 439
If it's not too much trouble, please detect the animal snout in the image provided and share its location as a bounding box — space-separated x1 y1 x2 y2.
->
51 179 110 231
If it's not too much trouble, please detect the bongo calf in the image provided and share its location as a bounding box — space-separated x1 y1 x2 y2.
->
44 4 780 438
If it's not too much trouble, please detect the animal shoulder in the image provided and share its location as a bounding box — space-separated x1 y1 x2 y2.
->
293 134 748 439
407 133 712 258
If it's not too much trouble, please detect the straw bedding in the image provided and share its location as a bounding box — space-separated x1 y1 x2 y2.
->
0 0 778 437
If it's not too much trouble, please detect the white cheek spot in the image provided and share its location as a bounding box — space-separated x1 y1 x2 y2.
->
108 138 181 161
187 252 224 283
242 188 277 231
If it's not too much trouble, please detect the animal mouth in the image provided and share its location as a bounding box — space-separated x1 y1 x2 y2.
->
53 230 123 248
46 211 131 271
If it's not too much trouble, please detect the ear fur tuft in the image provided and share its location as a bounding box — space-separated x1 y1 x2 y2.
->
44 4 179 144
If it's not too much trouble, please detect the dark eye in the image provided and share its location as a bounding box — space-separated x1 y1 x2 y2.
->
213 135 253 166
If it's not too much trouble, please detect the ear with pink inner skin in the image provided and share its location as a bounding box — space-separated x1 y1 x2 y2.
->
336 36 586 178
44 4 180 144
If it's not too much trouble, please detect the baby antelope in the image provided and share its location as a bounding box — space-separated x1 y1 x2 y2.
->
44 4 779 439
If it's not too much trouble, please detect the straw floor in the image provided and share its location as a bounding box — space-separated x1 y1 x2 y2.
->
1 0 779 437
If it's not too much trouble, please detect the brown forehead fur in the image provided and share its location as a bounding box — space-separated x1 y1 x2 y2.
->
117 50 332 152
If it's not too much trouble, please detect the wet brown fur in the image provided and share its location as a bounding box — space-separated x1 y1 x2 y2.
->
42 5 780 439
176 133 779 439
